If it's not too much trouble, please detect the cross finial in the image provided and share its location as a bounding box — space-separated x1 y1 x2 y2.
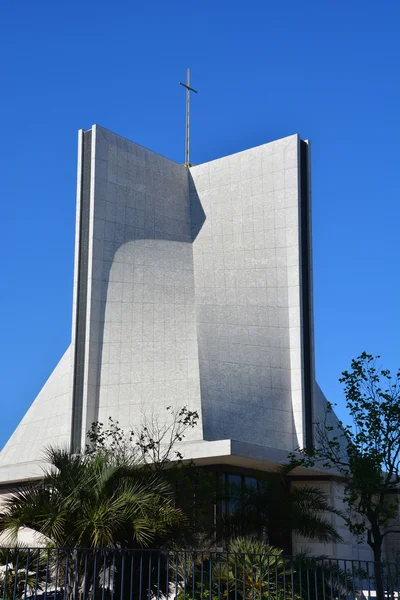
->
179 68 198 168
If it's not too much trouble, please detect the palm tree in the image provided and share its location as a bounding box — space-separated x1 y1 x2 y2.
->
225 537 288 600
217 472 342 552
0 448 185 549
0 548 47 600
0 448 188 600
174 538 291 600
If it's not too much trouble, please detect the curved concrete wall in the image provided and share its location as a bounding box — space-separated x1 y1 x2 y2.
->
0 126 316 481
79 126 203 444
190 136 308 450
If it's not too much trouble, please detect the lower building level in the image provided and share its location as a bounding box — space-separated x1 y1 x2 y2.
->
0 126 382 560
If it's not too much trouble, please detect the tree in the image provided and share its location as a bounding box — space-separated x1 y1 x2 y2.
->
290 352 400 600
0 448 185 549
85 407 217 546
0 449 187 600
175 537 354 600
175 538 286 600
0 548 47 600
216 471 341 552
86 409 341 552
86 405 199 470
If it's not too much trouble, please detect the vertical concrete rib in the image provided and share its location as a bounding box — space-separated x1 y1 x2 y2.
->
300 140 313 450
70 129 92 453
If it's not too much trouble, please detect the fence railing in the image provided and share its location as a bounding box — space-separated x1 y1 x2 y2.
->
0 548 399 600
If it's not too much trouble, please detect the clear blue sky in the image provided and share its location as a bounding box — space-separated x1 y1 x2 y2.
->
1 0 399 448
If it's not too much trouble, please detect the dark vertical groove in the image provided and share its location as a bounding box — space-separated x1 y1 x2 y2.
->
71 130 92 453
300 140 313 451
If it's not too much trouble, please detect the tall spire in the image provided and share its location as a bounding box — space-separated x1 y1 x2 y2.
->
179 68 198 167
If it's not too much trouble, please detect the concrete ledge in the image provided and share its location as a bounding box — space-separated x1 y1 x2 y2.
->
0 438 331 486
175 438 329 476
0 460 44 486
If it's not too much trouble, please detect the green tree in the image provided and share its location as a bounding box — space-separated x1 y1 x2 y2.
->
85 408 218 547
175 539 287 600
0 448 184 549
0 449 187 600
175 538 354 600
0 548 47 600
86 406 199 470
86 410 341 552
290 352 400 600
217 472 341 552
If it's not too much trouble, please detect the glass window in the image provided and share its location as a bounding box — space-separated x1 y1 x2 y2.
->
227 474 242 513
244 477 258 492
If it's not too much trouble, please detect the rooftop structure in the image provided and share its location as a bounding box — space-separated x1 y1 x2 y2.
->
0 126 320 483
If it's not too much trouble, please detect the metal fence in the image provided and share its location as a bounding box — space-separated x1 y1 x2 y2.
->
0 548 399 600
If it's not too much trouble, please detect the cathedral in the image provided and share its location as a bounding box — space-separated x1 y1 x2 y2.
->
0 125 368 558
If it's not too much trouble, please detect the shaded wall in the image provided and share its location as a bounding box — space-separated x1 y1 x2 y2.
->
190 136 308 450
79 126 203 443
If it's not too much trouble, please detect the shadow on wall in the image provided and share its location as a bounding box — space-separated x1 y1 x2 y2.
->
189 171 206 241
187 176 297 452
87 165 300 454
89 170 206 431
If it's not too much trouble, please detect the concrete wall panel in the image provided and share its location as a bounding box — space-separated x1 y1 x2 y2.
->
190 135 307 449
82 126 203 440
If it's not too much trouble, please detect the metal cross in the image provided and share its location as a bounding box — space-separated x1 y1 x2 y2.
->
179 68 198 167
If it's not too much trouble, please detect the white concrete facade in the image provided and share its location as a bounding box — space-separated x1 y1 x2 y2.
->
0 348 72 483
0 124 375 560
190 136 312 450
0 126 318 482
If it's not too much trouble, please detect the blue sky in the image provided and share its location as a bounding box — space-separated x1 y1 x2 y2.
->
1 0 399 448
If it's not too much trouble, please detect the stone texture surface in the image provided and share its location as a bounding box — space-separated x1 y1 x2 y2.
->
0 125 374 560
81 126 203 443
0 126 311 477
190 136 306 450
0 348 72 482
